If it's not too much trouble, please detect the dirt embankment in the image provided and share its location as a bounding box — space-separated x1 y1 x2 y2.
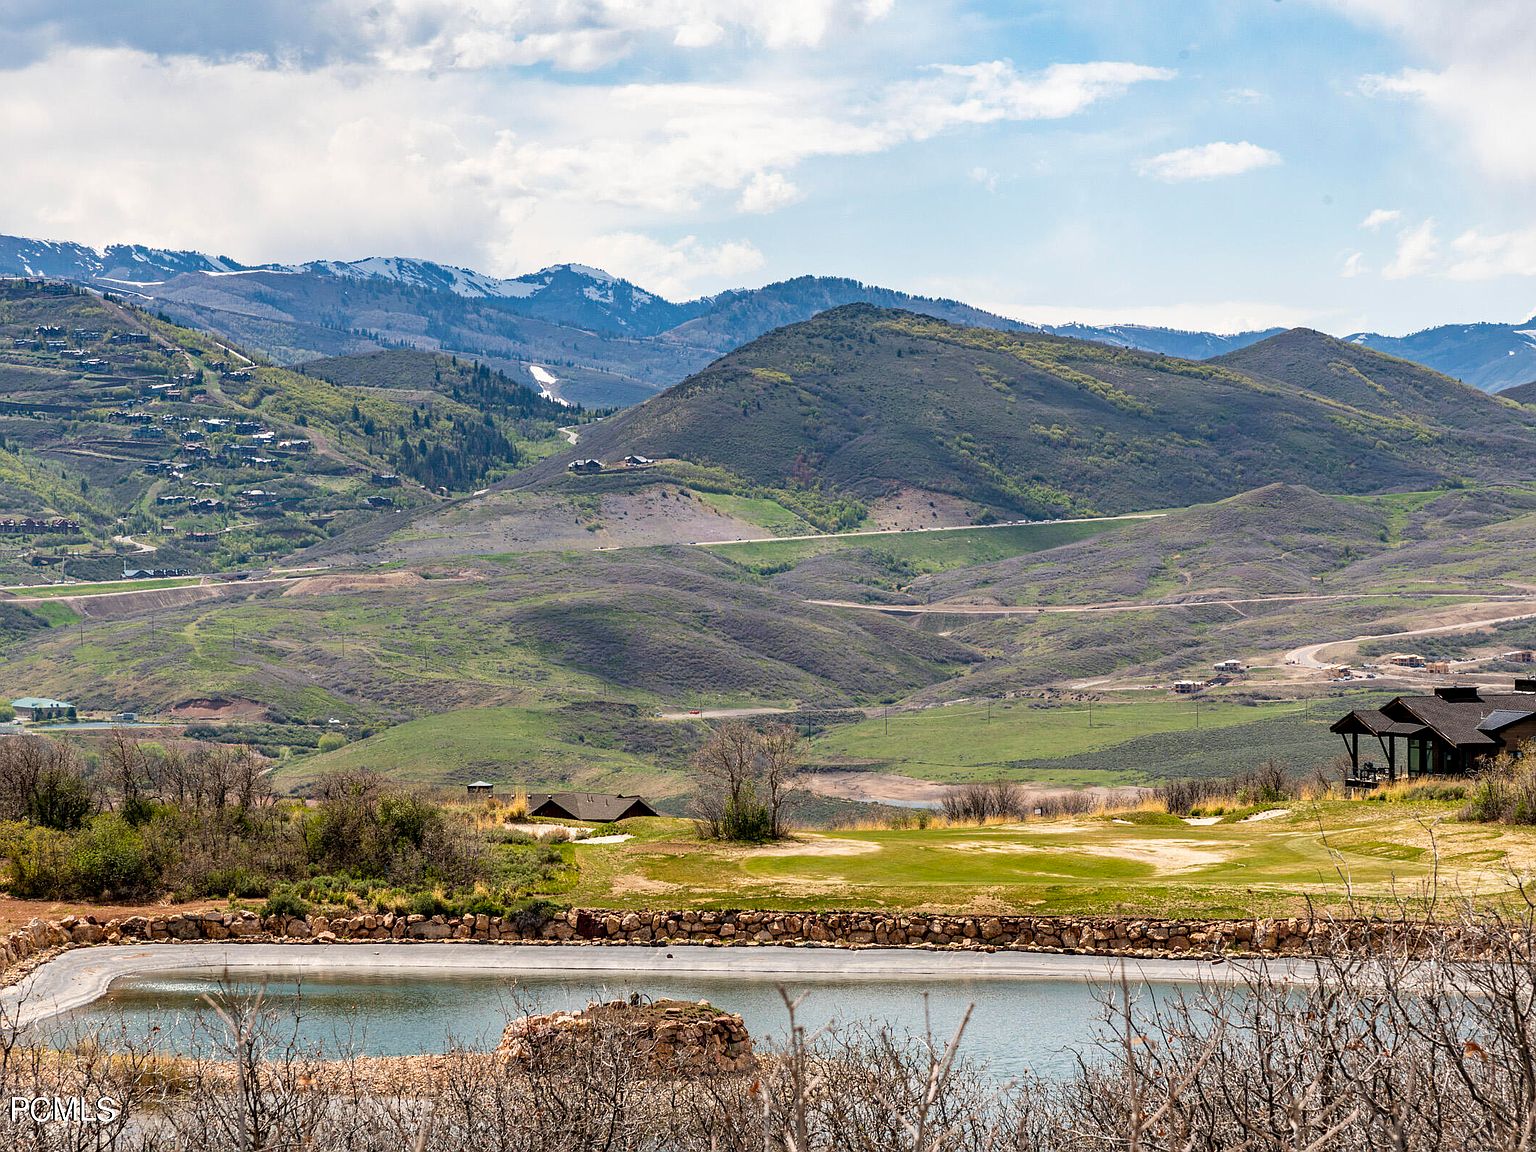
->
168 697 267 721
281 571 426 597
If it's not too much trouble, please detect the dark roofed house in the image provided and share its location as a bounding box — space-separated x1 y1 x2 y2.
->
526 792 659 822
1331 680 1536 785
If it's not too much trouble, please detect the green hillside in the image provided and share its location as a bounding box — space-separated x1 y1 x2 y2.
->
560 306 1536 519
0 282 569 580
1503 379 1536 405
0 549 979 726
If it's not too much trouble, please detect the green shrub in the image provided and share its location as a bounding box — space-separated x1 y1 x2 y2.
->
68 815 158 900
407 890 452 918
198 867 273 900
4 825 73 899
316 733 347 753
27 766 94 831
720 793 774 843
260 884 312 919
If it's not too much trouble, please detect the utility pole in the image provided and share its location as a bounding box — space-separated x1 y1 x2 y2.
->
884 706 888 736
1088 698 1093 729
987 699 992 723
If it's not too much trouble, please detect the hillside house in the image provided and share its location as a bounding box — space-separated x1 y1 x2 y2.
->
1332 682 1536 781
11 697 76 722
526 792 660 822
567 459 604 474
1213 659 1246 674
622 455 654 467
466 781 494 799
1172 679 1206 694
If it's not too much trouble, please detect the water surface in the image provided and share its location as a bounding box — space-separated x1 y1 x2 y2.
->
60 967 1176 1080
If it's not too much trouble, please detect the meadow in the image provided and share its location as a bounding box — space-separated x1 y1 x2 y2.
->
1 576 201 598
277 703 696 800
806 694 1346 782
568 798 1530 918
704 518 1130 574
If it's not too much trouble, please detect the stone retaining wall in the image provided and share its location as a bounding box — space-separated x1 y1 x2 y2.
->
0 906 1475 979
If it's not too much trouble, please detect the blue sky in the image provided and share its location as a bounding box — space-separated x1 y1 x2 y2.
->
1 1 1533 334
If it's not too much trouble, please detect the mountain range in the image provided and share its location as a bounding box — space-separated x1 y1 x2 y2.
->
546 306 1536 521
3 233 1533 405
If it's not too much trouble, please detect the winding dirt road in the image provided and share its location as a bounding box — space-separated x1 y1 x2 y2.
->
1283 606 1536 669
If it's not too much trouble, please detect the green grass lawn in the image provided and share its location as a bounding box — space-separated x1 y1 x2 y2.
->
693 491 814 537
809 695 1318 782
1 576 200 598
703 518 1131 574
568 801 1536 918
277 705 691 798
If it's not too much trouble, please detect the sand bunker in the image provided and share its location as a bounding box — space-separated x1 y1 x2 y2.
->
952 838 1230 874
753 836 882 858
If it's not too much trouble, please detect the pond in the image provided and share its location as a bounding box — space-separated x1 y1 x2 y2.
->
55 966 1174 1080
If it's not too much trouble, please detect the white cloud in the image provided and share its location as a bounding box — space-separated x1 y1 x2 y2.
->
1332 2 1536 184
982 300 1326 334
1137 141 1281 182
1446 226 1536 280
1224 87 1267 104
737 171 801 213
969 166 998 192
5 1 898 73
0 44 1170 298
1382 218 1440 279
1360 208 1402 230
580 233 765 298
1341 250 1367 278
886 61 1174 139
1357 69 1438 99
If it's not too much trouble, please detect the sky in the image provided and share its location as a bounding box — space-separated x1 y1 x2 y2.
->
1 0 1534 335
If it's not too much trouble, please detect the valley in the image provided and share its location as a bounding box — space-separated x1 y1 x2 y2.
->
0 278 1534 825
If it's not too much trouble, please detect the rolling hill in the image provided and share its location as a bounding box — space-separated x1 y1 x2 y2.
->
1503 379 1536 405
547 306 1536 520
0 281 568 580
1347 318 1536 393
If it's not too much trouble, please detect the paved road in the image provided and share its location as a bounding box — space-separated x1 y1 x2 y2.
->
2 942 1317 1027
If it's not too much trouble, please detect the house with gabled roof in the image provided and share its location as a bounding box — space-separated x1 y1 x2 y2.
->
1331 681 1536 782
526 792 659 822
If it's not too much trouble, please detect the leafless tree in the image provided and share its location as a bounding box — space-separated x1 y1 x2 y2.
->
691 721 803 841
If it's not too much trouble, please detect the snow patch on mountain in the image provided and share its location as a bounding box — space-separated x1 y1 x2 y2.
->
527 364 572 406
